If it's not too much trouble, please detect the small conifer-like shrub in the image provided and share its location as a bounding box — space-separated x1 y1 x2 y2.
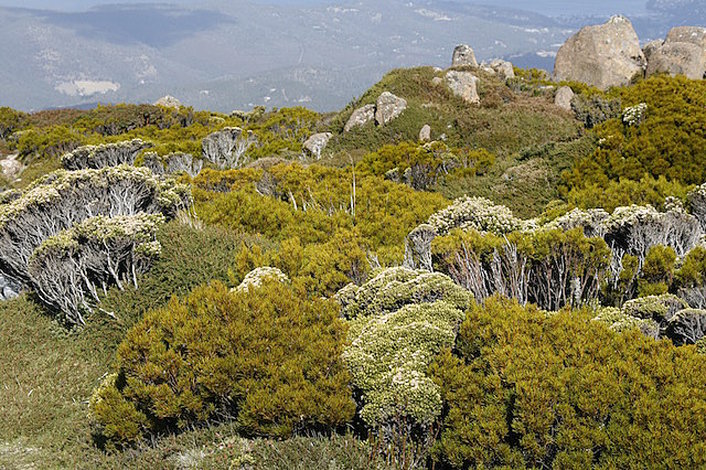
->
91 280 355 445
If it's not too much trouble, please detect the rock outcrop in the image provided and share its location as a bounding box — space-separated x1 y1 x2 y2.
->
666 26 706 49
344 104 376 132
375 92 407 126
643 40 664 62
303 132 333 159
646 26 706 79
647 42 706 79
0 154 24 180
452 44 478 67
445 70 480 104
154 95 182 109
554 16 646 90
489 59 515 79
419 125 431 142
554 86 575 111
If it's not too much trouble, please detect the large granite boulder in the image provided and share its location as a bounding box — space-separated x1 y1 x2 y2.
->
642 40 664 62
647 42 706 79
375 92 407 126
303 132 333 159
666 26 706 49
554 15 646 90
445 70 480 104
452 44 478 67
646 26 706 79
344 104 375 132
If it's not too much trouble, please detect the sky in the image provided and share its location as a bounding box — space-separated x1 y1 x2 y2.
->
0 0 650 16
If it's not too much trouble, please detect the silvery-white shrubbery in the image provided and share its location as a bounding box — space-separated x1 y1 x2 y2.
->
688 183 706 231
234 266 289 292
202 127 258 169
544 208 610 238
428 196 525 235
143 152 204 178
28 213 164 325
0 165 191 287
61 139 153 170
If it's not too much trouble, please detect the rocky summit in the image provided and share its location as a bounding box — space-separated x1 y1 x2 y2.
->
554 15 646 90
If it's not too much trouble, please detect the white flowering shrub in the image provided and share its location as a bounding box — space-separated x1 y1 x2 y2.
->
202 127 258 169
544 208 609 238
343 301 464 428
622 102 648 126
428 196 524 235
234 266 289 292
142 152 204 178
61 139 153 170
0 165 191 286
593 307 660 339
622 294 688 325
337 266 472 320
28 213 164 325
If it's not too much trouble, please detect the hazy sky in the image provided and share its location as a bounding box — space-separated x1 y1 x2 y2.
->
0 0 649 16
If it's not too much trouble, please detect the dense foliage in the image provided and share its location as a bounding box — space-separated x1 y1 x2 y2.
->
431 296 706 469
92 280 355 445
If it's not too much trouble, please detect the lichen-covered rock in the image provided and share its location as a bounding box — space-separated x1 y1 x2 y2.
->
642 39 664 62
554 86 575 111
646 42 706 80
428 196 524 235
154 95 182 109
665 26 706 49
375 92 407 126
235 267 289 292
452 44 478 67
445 71 480 104
553 15 646 90
0 154 24 180
667 308 706 345
489 59 515 79
419 124 431 142
302 132 333 159
344 104 376 132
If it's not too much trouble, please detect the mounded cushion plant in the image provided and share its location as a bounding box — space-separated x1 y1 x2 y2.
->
91 280 355 445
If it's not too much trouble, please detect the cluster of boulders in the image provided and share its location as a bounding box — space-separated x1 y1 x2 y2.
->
554 16 706 90
344 91 408 132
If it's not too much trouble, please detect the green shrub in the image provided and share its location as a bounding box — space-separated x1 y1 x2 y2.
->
430 296 706 469
92 280 355 445
638 245 677 296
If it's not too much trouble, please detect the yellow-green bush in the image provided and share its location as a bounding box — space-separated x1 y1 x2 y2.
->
431 296 706 469
91 280 355 445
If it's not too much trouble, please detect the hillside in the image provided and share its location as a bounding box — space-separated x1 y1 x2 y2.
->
2 23 706 469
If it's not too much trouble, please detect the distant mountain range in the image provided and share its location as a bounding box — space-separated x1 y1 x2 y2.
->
0 0 702 112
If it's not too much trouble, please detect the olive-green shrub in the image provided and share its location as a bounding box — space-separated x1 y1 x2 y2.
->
431 296 706 469
91 280 355 445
